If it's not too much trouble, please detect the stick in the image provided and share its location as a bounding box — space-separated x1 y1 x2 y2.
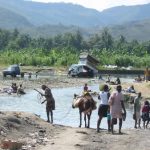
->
34 89 43 95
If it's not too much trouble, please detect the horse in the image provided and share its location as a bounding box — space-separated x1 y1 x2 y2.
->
72 93 97 128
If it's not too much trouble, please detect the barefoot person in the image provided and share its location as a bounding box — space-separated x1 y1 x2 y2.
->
41 85 55 123
133 92 142 128
109 85 126 134
97 84 110 132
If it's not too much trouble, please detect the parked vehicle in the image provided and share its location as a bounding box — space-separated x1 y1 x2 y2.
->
68 64 95 77
3 64 20 77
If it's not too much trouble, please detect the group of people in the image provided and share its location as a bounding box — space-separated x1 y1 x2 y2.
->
97 84 126 134
1 83 26 95
134 67 150 82
106 75 121 85
97 83 150 133
83 82 126 134
134 92 150 129
37 80 150 134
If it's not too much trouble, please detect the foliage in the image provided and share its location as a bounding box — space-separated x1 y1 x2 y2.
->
0 28 150 68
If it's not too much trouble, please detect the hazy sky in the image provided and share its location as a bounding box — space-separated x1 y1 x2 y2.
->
32 0 150 11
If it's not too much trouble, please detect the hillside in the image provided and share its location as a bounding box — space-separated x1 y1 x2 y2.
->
18 19 150 41
1 0 150 27
109 19 150 41
0 0 103 27
100 4 150 25
0 0 150 41
0 7 32 29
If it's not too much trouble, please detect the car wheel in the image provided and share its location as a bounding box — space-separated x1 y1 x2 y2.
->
3 73 6 77
11 73 16 77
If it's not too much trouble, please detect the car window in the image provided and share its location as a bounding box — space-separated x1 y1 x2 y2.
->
11 67 16 71
69 65 77 70
7 67 12 71
7 66 19 71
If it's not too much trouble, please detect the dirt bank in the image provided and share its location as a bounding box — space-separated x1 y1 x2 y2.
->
0 111 150 150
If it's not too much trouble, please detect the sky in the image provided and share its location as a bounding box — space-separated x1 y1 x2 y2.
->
32 0 150 11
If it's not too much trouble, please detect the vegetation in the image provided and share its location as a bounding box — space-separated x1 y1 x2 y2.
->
0 28 150 68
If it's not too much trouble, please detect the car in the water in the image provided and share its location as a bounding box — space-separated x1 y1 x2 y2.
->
68 64 94 77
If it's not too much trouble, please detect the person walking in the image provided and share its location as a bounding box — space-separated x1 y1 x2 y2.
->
97 84 110 132
108 85 126 134
41 85 55 123
133 92 142 128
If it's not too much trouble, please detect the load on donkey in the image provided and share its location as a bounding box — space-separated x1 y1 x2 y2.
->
72 92 97 128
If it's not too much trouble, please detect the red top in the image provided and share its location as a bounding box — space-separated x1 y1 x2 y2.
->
142 105 149 113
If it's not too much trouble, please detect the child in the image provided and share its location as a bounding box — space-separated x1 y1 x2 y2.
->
133 92 142 128
107 106 111 132
141 101 150 129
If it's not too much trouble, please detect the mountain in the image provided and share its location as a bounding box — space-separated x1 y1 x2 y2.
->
0 0 104 27
0 7 32 29
18 19 150 41
100 4 150 25
0 0 150 27
0 0 150 41
109 19 150 41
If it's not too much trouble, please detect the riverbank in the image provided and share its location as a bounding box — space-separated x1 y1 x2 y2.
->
0 76 150 149
0 111 150 150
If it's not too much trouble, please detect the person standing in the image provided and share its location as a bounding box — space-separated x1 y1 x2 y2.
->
144 67 149 82
41 85 55 123
141 101 150 129
133 92 142 128
97 84 110 132
109 85 126 134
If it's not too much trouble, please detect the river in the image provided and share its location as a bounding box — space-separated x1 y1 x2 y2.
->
0 82 135 129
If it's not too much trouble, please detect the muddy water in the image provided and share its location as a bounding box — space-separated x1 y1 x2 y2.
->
0 84 135 129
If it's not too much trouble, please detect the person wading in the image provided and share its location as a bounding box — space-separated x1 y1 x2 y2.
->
41 85 55 123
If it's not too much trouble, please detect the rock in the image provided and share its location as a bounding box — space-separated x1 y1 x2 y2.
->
1 140 23 150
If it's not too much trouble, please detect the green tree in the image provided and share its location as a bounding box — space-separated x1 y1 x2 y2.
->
101 28 114 50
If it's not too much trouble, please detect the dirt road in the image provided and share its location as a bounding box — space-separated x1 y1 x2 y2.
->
39 127 150 150
39 127 88 150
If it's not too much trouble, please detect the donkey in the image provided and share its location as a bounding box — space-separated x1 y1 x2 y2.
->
72 93 96 128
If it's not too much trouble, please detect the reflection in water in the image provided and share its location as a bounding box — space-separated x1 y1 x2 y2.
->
0 84 134 129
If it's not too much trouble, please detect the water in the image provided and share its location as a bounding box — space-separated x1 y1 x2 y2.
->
0 84 135 129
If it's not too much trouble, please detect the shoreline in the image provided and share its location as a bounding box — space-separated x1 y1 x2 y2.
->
0 75 150 149
0 76 149 99
0 111 150 150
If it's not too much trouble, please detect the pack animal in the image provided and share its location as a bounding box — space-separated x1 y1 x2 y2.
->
72 93 96 128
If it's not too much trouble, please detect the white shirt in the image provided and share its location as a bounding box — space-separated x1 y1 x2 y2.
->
99 91 109 105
